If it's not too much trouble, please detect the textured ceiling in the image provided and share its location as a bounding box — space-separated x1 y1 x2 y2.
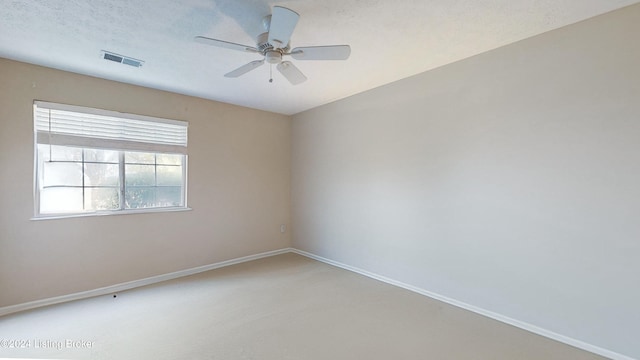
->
1 0 638 115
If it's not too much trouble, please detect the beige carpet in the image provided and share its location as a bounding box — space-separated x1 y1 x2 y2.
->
0 253 604 359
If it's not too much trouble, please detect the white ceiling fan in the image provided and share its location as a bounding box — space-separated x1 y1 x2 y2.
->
195 6 351 85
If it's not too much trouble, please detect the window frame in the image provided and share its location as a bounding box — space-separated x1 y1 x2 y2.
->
32 101 190 219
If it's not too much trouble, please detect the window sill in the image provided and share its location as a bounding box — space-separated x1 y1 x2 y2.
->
31 207 192 221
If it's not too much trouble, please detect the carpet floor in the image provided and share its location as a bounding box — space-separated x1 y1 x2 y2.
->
0 253 605 359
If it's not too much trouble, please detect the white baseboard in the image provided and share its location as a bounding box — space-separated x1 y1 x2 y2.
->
0 248 292 317
290 248 635 360
1 246 635 360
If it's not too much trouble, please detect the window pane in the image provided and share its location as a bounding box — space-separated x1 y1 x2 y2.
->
37 144 83 162
50 145 82 162
157 165 182 186
85 188 119 210
85 163 119 186
125 152 155 164
125 164 155 186
157 187 182 207
36 144 185 215
125 187 156 209
37 144 51 162
156 154 182 165
40 187 83 213
84 148 119 163
43 161 83 187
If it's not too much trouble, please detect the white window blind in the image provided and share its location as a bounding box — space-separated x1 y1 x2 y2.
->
34 101 188 154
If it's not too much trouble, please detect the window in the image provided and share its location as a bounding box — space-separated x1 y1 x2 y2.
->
34 101 188 217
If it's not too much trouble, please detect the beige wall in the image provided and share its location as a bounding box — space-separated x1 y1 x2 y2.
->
292 4 640 359
0 58 291 307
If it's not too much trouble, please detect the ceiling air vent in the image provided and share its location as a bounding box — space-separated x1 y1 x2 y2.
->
101 51 144 68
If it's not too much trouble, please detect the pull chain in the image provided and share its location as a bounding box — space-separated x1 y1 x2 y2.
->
269 64 273 83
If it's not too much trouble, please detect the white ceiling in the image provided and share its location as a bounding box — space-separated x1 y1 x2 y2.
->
1 0 638 115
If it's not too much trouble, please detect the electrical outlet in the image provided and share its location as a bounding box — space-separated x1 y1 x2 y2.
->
280 224 286 233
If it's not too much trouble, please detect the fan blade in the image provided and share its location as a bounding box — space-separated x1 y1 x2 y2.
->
225 60 265 78
195 36 259 53
277 61 307 85
268 6 299 49
290 45 351 60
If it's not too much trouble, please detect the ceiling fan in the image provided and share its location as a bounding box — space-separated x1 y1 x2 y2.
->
195 6 351 85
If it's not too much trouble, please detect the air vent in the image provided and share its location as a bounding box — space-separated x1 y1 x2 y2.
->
101 51 144 68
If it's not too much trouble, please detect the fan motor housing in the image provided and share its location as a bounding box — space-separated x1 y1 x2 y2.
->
257 32 286 64
256 32 290 54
